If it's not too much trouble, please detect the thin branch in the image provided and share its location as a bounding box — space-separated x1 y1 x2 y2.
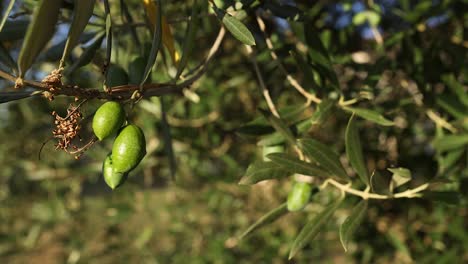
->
244 45 280 117
320 178 429 200
256 17 321 104
0 27 226 103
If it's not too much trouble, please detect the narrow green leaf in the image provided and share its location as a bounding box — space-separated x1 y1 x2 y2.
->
433 134 468 152
343 107 394 126
0 91 39 104
289 198 342 259
60 0 95 67
339 200 368 252
239 203 288 239
353 10 380 26
259 109 296 146
442 74 468 108
17 0 62 78
439 148 464 173
388 167 412 189
0 42 17 74
64 32 105 76
0 0 16 33
370 171 391 195
299 138 349 181
345 115 369 185
267 153 331 179
309 99 335 125
141 0 163 86
214 7 255 45
239 161 291 185
175 0 198 80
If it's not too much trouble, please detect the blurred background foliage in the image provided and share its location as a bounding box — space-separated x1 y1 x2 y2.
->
0 0 467 263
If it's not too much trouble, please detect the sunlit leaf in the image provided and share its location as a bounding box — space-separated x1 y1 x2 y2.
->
433 134 468 152
17 0 62 78
239 203 288 239
343 107 394 126
388 167 412 189
339 200 368 252
289 198 342 259
0 0 16 33
213 7 255 46
345 115 369 185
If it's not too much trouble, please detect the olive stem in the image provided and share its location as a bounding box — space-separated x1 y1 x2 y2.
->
256 16 321 104
320 178 429 200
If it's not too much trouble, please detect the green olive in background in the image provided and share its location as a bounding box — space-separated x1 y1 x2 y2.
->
111 124 146 173
128 56 148 85
106 64 128 87
103 154 128 190
92 101 126 141
287 181 312 212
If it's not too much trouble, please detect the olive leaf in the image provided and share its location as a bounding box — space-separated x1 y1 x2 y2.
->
267 153 331 179
433 134 468 152
345 115 369 185
0 0 16 33
141 0 163 86
175 0 199 80
259 109 296 146
339 200 368 252
298 138 349 181
343 107 394 126
239 161 291 185
213 7 255 46
289 197 343 259
17 0 62 78
239 203 288 239
60 0 96 68
0 42 17 74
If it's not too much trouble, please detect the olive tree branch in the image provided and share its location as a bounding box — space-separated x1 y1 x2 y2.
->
0 27 226 103
256 16 321 104
320 178 430 200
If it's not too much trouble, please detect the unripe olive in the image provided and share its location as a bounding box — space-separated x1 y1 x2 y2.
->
103 154 128 189
111 124 146 173
92 101 126 141
106 64 128 87
287 181 312 212
128 57 148 85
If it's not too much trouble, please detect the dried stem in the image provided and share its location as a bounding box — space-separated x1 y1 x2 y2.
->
256 17 321 104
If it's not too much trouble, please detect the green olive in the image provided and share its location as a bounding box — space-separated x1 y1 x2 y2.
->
287 181 312 212
106 64 128 87
262 145 284 161
111 124 146 173
128 56 148 84
103 154 128 190
92 101 126 141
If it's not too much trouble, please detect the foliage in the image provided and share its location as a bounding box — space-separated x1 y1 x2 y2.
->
0 0 467 262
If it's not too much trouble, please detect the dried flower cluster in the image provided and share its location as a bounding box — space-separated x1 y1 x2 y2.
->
42 68 63 100
51 105 83 158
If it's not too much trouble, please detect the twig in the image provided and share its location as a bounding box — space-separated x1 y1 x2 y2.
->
244 45 280 117
320 178 429 200
0 27 226 103
256 17 321 104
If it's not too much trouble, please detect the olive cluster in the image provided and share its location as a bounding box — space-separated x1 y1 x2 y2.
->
92 101 146 189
